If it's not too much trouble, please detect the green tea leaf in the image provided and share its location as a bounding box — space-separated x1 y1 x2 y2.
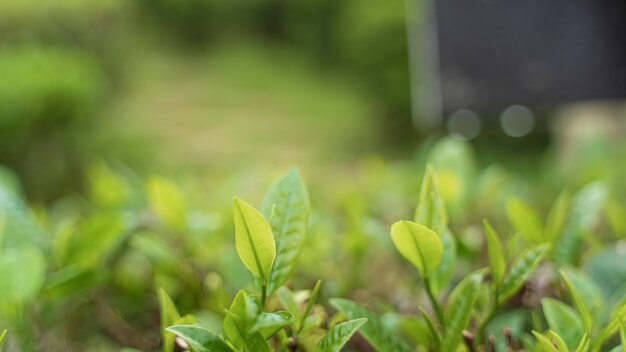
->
532 330 558 352
559 270 592 333
548 330 569 352
442 270 483 352
498 245 548 304
414 165 448 235
574 334 590 352
390 220 443 276
222 290 266 351
507 198 544 244
545 192 570 243
166 325 233 352
276 287 301 323
620 320 626 352
261 169 310 294
146 177 188 231
159 288 181 352
249 311 294 339
299 279 322 333
0 245 46 303
233 198 276 280
0 183 48 249
541 298 584 349
430 229 457 295
0 329 6 350
418 306 441 350
330 298 411 352
597 303 626 347
312 318 367 352
483 219 505 287
554 182 607 265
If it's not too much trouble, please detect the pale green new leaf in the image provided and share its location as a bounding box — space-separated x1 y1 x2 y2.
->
330 298 411 352
233 198 276 280
560 270 592 333
483 219 505 286
165 325 233 352
442 270 483 352
548 330 569 352
507 198 544 244
0 329 6 351
222 290 262 350
430 229 457 295
574 334 590 352
498 245 548 304
146 177 187 231
390 221 443 275
261 169 310 294
277 287 301 323
545 192 570 243
312 318 367 352
159 288 181 352
620 320 626 352
0 245 46 303
414 165 447 235
532 331 558 352
542 298 584 349
299 280 322 333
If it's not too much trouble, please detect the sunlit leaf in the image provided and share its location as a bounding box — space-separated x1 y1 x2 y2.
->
312 318 367 352
390 220 443 275
548 330 569 352
276 287 301 323
498 245 548 304
442 270 483 352
0 329 6 350
222 290 266 351
574 334 590 352
166 325 232 352
507 198 544 244
249 311 294 339
532 330 558 352
233 198 275 280
542 298 584 349
330 298 411 352
261 169 310 294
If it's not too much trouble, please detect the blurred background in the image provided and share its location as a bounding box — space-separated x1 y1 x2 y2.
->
1 0 626 350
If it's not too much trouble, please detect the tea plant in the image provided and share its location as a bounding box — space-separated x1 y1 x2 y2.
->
163 169 367 352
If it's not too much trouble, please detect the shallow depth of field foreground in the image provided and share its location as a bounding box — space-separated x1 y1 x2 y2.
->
0 1 626 351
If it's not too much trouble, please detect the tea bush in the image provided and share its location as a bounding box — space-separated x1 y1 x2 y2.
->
0 138 625 351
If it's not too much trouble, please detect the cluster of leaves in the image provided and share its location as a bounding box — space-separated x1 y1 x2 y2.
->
160 170 367 352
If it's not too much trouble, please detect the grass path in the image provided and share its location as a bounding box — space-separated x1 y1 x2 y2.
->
96 43 382 173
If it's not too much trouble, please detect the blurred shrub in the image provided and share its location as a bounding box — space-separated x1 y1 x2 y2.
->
0 46 107 200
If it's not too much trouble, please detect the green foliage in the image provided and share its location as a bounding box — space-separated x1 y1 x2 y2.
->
390 220 443 275
311 318 366 352
441 270 483 351
498 245 548 305
541 298 584 349
165 325 232 352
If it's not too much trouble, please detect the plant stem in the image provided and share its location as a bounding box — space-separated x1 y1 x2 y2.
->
261 283 267 308
424 278 444 325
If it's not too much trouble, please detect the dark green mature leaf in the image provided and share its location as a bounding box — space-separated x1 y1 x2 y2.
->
430 230 457 295
483 219 505 287
507 198 544 244
233 198 275 280
159 288 180 352
498 245 548 304
312 318 367 352
541 298 584 349
390 221 443 276
0 245 46 303
442 270 483 351
414 165 447 235
554 182 607 265
249 311 294 339
330 298 411 352
166 325 233 352
261 169 310 294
